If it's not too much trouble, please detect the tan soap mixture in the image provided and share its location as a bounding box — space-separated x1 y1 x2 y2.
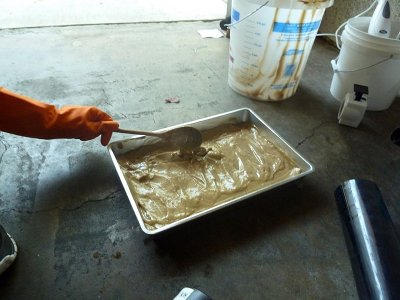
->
117 122 302 230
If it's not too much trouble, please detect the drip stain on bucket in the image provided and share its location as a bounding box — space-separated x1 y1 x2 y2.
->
228 0 334 101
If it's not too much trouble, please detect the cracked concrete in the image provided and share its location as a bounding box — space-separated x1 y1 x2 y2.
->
295 121 333 149
4 190 120 215
0 21 399 299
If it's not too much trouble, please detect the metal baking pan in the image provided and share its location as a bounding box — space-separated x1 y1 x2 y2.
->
108 108 314 235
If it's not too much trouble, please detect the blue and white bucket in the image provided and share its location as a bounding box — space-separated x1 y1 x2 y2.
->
228 0 334 101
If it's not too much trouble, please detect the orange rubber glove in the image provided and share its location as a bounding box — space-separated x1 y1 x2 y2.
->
0 87 119 146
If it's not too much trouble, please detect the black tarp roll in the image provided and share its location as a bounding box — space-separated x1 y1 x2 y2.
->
335 179 400 300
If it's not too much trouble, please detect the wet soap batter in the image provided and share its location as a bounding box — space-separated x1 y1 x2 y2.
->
117 122 301 230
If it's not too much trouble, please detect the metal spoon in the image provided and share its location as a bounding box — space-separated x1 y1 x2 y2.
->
115 126 203 150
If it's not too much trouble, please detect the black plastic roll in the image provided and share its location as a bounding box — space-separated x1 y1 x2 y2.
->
335 179 400 300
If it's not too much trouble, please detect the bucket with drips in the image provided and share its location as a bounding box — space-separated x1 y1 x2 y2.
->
228 0 334 101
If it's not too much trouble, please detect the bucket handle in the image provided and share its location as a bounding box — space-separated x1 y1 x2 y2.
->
331 55 394 73
225 1 270 28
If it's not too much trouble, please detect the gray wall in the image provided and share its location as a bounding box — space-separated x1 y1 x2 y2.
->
320 0 400 38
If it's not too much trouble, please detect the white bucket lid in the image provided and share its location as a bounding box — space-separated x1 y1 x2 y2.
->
244 0 334 10
344 17 400 55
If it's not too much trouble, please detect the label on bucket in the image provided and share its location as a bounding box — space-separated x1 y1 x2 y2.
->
273 20 321 42
273 21 321 33
232 9 240 22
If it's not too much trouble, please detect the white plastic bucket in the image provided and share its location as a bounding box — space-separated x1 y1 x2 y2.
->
330 17 400 111
228 0 334 101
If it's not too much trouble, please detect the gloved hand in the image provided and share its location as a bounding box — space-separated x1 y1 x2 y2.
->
49 106 119 146
0 87 119 146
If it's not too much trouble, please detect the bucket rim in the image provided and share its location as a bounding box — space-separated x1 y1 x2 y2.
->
240 0 334 10
346 17 400 44
344 17 400 54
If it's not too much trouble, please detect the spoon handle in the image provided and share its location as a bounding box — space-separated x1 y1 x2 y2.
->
115 128 163 138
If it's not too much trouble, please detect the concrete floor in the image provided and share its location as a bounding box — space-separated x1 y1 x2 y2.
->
0 19 399 299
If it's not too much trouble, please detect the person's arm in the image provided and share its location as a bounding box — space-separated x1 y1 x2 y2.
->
0 87 119 145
